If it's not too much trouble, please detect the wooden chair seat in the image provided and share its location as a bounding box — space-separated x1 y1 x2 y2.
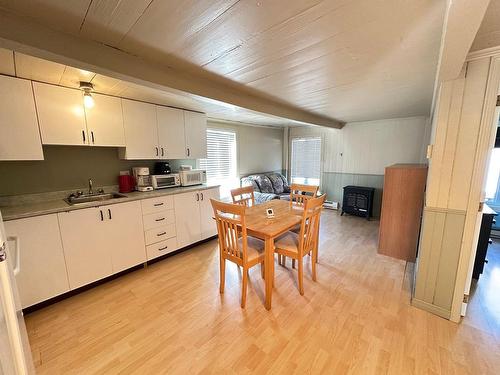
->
275 232 300 256
237 237 265 265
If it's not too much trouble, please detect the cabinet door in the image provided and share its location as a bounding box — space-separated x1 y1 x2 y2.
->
199 187 220 239
174 191 202 247
184 111 207 159
0 76 43 160
156 106 186 159
58 207 112 289
5 214 70 308
120 99 158 159
106 201 146 273
33 82 87 146
85 93 125 147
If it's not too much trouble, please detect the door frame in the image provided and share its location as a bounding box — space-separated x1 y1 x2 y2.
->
450 55 500 322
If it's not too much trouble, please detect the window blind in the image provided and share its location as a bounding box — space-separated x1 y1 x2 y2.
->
199 129 237 197
291 137 321 184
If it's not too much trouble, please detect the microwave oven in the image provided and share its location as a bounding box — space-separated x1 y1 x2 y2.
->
179 169 206 186
151 174 180 189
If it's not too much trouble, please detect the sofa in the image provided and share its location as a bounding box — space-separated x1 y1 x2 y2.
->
240 172 291 204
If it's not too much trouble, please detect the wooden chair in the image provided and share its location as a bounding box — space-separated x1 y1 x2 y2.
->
231 186 255 207
211 199 265 308
290 183 319 205
274 194 326 295
279 183 320 266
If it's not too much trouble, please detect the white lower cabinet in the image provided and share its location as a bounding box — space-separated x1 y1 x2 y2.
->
5 214 70 308
174 191 202 248
174 187 220 248
58 201 146 289
146 237 178 260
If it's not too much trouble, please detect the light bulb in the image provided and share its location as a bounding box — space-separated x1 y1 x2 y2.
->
83 92 95 108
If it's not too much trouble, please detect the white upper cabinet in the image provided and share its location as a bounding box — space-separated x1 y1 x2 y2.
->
33 82 87 146
84 93 125 147
0 76 43 160
120 99 159 159
156 106 185 159
184 111 207 159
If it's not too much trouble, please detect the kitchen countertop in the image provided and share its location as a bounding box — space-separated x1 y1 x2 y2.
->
0 184 220 221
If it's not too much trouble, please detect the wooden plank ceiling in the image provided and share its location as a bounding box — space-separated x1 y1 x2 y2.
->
0 0 446 125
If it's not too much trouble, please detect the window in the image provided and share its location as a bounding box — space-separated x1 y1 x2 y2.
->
199 129 238 198
290 136 321 186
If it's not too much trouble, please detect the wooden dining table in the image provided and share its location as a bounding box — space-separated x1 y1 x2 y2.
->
244 199 304 310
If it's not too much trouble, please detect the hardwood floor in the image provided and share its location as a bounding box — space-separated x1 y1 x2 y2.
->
25 211 500 374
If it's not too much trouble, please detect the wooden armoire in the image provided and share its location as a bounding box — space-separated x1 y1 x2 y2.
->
378 164 428 262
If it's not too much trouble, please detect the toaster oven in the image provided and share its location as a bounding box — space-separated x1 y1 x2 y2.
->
151 174 180 189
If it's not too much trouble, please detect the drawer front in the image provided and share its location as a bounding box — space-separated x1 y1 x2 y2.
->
143 210 175 230
146 237 178 260
141 195 174 215
145 224 176 245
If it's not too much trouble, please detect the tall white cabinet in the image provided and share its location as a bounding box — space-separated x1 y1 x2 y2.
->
5 214 70 308
0 76 43 160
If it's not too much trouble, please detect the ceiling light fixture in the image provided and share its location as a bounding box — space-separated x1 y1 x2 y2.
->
79 81 95 108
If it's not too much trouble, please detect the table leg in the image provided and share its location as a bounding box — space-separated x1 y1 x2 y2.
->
264 237 275 310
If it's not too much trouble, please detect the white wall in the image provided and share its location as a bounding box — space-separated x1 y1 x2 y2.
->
207 120 283 176
289 116 430 175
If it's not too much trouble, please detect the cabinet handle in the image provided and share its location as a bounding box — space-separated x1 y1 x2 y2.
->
196 193 199 201
201 193 204 201
153 202 164 207
157 232 166 237
158 245 168 251
161 147 164 157
82 130 86 143
155 147 159 156
91 131 95 144
187 148 190 157
108 209 112 220
100 210 104 221
155 217 165 222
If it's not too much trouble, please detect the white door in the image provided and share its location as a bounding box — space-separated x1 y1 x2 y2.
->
105 201 146 273
156 106 186 159
84 93 125 147
199 187 220 239
33 82 88 146
0 76 43 160
58 207 113 289
184 111 207 159
5 215 70 309
174 191 201 247
120 99 159 159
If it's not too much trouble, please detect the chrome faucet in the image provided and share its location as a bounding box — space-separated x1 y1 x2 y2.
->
88 178 93 195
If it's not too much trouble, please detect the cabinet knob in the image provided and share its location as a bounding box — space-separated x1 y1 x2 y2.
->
82 130 86 143
187 148 190 157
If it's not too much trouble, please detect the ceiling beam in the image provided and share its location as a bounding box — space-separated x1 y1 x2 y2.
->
0 8 344 129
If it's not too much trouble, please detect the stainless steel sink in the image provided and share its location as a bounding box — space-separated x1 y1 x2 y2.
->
64 192 126 205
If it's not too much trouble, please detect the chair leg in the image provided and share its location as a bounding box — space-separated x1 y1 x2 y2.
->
241 268 248 308
312 251 317 282
260 262 265 279
292 259 296 269
298 258 304 295
219 258 226 294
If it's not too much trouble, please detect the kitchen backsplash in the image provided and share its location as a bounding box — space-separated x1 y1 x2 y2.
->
0 146 196 196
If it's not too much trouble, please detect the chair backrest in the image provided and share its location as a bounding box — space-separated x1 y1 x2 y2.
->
211 199 249 263
231 186 255 207
298 194 326 254
290 183 319 205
